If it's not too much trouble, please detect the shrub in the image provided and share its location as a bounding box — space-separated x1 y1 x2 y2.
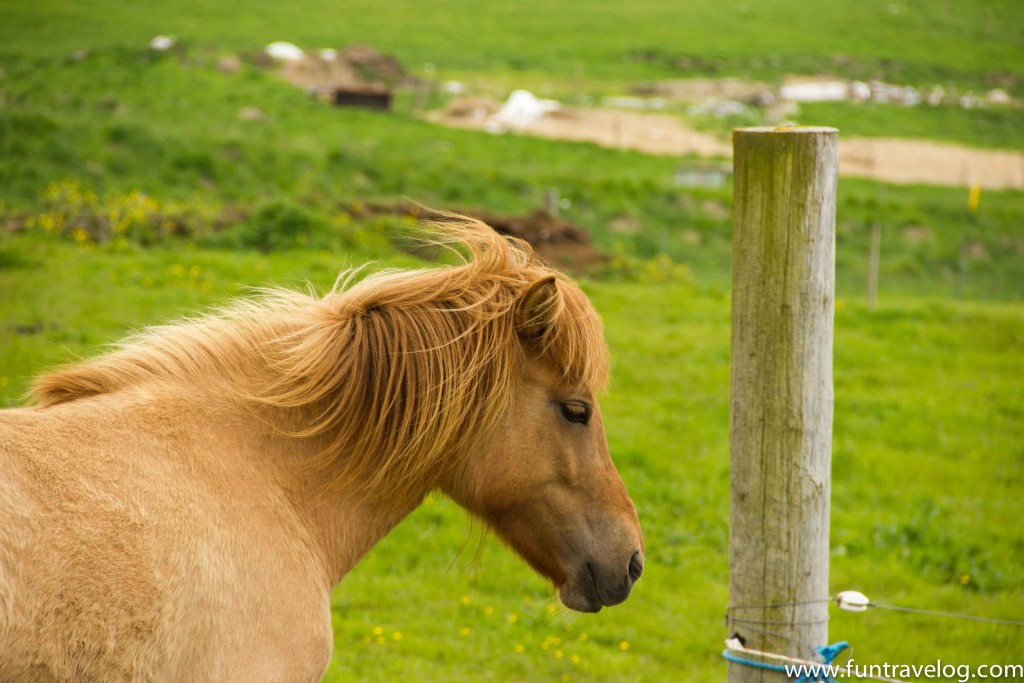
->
226 199 326 252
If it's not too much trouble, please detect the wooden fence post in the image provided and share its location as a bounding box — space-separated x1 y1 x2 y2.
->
728 127 838 682
543 187 561 217
867 222 881 308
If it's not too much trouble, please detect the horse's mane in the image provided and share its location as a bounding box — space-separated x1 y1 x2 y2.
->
30 217 608 494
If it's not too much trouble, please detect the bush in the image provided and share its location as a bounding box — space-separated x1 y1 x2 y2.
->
228 200 326 252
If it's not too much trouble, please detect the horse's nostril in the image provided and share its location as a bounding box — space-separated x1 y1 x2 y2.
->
628 551 644 583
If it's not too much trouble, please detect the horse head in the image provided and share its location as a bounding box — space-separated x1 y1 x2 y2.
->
443 275 644 612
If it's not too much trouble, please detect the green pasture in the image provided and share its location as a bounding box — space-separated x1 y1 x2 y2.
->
2 46 1022 299
3 0 1023 150
1 0 1022 679
4 0 1022 89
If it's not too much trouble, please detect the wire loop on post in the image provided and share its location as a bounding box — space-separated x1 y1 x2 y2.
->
722 591 1022 681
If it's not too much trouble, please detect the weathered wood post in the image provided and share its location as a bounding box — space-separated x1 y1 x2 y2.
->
867 222 881 308
543 187 561 217
728 127 838 681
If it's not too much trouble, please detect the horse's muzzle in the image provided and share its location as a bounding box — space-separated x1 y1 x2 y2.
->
559 549 644 612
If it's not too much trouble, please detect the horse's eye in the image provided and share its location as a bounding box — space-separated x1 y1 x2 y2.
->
559 401 591 426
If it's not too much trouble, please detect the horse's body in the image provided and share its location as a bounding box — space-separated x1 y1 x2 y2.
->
1 389 364 681
0 219 643 681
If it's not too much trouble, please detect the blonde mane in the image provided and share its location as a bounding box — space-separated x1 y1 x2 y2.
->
30 218 608 495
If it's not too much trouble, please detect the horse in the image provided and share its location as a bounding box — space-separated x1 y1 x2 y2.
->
0 217 644 681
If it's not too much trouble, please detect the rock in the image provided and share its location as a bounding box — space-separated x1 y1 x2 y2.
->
780 79 849 103
486 90 561 131
265 41 304 62
986 88 1011 105
149 35 176 51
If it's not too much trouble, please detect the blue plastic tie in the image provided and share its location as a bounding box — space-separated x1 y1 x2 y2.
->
723 641 849 682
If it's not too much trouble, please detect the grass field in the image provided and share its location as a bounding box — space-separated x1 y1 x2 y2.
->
3 0 1024 154
1 0 1022 679
4 0 1022 87
3 49 1022 299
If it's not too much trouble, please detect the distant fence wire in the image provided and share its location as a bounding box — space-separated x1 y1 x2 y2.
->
725 593 1024 628
867 602 1024 626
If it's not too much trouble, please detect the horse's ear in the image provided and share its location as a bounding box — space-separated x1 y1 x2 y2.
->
515 275 559 341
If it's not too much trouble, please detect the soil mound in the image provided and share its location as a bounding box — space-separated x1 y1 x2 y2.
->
350 201 608 273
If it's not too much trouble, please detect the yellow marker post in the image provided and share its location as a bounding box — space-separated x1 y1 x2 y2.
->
968 183 981 213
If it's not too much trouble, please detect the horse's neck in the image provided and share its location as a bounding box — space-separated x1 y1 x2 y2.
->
205 393 427 588
300 488 423 586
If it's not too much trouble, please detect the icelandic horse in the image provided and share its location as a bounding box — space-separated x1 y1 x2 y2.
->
0 218 643 681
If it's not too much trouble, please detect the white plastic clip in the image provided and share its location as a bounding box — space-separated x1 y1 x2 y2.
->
836 590 870 612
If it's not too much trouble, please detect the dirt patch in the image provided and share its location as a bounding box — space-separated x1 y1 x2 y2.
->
279 43 409 93
444 96 502 122
431 106 729 157
632 77 770 103
475 208 607 273
338 43 406 84
347 201 608 274
428 106 1024 190
838 138 1023 190
281 56 361 91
